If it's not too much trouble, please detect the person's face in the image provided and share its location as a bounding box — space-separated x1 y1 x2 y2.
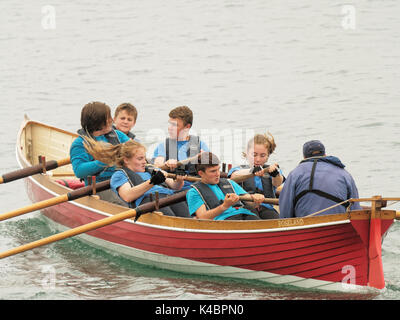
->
93 117 113 136
168 117 191 140
247 143 269 167
198 165 221 184
114 110 136 134
123 148 147 172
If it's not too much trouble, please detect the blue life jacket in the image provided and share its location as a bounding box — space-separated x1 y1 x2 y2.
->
191 178 244 210
165 135 201 175
238 164 276 199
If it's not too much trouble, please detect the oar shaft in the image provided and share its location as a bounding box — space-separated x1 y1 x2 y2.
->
0 195 68 221
0 208 137 259
0 158 70 184
239 195 279 205
165 173 201 182
0 180 110 222
0 190 187 259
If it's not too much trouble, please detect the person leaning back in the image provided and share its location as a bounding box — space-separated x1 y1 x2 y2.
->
279 140 362 218
70 101 130 205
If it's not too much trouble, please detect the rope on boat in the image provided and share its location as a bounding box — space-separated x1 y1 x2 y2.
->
305 199 352 217
306 197 400 218
386 200 400 208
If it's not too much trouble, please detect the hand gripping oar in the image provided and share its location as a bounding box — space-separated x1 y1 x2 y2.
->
0 180 110 222
238 195 279 205
165 173 279 205
229 167 275 184
156 154 200 171
0 190 188 259
0 157 71 184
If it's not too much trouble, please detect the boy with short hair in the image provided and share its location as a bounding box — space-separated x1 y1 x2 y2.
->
152 106 209 188
113 102 138 140
186 152 263 220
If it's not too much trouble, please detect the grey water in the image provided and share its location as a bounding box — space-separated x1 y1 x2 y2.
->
0 1 399 300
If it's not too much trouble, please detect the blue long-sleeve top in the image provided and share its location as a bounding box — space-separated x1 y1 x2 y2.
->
70 130 130 185
279 156 362 218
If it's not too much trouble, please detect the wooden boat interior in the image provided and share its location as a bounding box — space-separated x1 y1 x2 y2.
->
18 119 399 231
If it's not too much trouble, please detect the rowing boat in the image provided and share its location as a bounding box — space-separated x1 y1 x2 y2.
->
14 117 399 293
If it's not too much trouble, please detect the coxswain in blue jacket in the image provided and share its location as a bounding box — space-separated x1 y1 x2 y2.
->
279 140 362 218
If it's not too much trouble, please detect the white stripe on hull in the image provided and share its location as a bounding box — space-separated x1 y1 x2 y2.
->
42 216 377 294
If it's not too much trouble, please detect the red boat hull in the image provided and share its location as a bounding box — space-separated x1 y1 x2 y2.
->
24 175 393 293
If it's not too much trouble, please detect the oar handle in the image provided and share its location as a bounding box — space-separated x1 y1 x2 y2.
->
239 195 279 205
230 168 269 184
0 158 71 184
165 173 201 182
158 154 199 171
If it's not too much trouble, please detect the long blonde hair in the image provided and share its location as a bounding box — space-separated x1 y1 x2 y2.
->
83 136 146 167
242 132 276 158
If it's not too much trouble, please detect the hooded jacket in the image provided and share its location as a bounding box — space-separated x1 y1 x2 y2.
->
279 156 361 218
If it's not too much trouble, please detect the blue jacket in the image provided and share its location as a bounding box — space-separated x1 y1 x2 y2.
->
70 130 129 185
279 156 361 218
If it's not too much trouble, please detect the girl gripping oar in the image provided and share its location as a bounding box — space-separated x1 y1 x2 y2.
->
83 138 191 218
228 133 284 219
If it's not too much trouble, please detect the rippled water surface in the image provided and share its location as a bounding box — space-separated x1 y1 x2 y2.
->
0 1 399 300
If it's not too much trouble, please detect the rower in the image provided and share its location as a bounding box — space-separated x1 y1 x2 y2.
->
228 133 284 219
152 106 209 190
83 138 190 218
70 101 130 205
186 152 263 221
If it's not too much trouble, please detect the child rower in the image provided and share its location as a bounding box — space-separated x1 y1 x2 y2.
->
152 106 209 189
70 101 130 205
228 133 283 219
84 138 190 218
186 152 263 220
113 102 138 141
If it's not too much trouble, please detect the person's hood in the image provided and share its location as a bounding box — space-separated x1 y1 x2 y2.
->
301 156 345 169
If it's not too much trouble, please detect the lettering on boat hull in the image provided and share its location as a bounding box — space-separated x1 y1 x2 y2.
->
278 218 304 228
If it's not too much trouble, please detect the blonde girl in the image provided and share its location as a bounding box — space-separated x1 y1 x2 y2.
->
228 133 284 219
84 138 190 217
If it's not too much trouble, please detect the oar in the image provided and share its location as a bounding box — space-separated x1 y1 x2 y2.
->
0 157 71 184
229 168 271 184
0 180 110 222
239 195 279 205
165 173 279 205
0 190 188 259
165 173 201 183
156 154 200 171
